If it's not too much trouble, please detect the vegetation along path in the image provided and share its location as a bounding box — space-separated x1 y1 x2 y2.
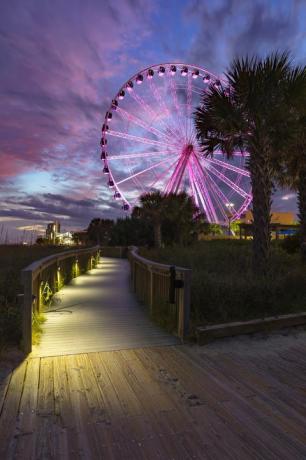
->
32 257 178 357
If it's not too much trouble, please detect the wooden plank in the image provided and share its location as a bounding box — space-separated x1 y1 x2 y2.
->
0 367 12 416
100 351 144 417
12 357 40 459
34 357 65 460
37 357 54 416
64 354 108 459
53 355 83 459
88 352 125 418
196 313 306 344
178 347 306 458
144 346 296 459
0 359 28 458
135 348 254 459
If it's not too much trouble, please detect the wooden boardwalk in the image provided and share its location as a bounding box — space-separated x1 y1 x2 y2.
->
1 338 306 459
32 258 178 357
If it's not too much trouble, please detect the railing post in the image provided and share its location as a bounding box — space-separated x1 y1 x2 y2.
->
132 261 137 292
177 270 191 339
22 270 33 354
149 266 153 314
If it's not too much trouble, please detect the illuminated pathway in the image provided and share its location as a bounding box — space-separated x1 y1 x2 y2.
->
2 259 306 458
32 257 178 357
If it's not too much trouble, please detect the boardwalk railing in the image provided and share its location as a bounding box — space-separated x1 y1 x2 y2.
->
128 247 191 339
21 246 100 354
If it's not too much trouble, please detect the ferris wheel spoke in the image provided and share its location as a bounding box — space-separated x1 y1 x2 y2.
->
205 158 250 177
148 79 182 143
169 77 186 135
108 150 178 160
192 153 232 221
186 73 193 139
149 157 180 191
213 150 250 157
128 157 179 208
107 130 178 149
204 168 239 215
164 154 187 194
203 173 231 221
192 170 217 222
116 157 175 185
148 79 170 117
204 162 251 199
116 107 166 139
193 161 218 222
187 163 200 208
128 91 175 143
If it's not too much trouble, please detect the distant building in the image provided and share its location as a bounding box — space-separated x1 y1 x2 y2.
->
239 211 298 239
57 231 74 245
46 222 60 243
45 222 74 245
240 211 296 225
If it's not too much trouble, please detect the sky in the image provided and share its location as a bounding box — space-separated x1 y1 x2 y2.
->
0 0 305 242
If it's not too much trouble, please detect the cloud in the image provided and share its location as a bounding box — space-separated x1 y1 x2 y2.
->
0 0 303 237
0 192 121 227
0 0 155 177
185 0 305 74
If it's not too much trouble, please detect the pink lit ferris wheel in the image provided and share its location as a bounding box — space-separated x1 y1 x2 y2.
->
100 63 252 224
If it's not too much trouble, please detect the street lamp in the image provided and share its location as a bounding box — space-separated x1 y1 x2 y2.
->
225 202 234 235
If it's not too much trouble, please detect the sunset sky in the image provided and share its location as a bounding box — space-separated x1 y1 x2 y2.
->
1 0 305 241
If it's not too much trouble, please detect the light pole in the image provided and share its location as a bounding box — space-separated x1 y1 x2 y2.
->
225 202 234 236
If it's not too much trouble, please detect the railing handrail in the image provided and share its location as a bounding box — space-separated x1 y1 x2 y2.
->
22 245 100 281
129 246 191 273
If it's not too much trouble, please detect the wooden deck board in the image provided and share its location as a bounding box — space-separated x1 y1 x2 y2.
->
1 342 306 458
32 258 178 358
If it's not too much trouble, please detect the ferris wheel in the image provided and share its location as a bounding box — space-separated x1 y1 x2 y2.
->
100 63 252 224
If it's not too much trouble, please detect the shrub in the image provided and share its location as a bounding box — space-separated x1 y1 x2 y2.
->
141 240 306 329
280 234 301 254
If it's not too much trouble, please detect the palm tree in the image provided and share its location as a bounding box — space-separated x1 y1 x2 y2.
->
195 52 295 275
163 192 200 245
274 65 306 255
133 191 201 247
132 191 165 248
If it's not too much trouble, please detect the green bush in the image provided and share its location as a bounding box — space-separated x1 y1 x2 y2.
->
141 241 306 328
0 245 70 351
280 233 301 254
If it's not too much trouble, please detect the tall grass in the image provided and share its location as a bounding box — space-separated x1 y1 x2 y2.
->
0 245 69 350
141 240 306 328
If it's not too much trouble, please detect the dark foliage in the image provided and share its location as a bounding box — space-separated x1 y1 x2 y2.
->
141 241 306 329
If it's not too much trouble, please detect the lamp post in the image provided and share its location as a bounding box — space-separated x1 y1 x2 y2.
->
225 202 234 236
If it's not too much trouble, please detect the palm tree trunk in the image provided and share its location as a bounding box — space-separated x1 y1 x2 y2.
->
154 222 162 248
249 147 272 276
297 165 306 261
